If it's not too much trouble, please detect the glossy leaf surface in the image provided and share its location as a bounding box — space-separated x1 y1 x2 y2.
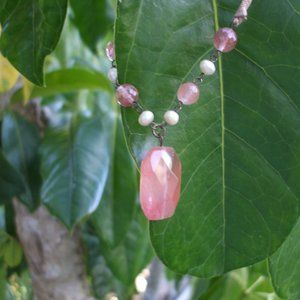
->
116 0 300 277
0 0 67 85
1 111 41 209
92 118 137 247
40 116 112 228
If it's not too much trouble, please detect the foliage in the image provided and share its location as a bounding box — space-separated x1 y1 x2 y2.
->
0 0 300 299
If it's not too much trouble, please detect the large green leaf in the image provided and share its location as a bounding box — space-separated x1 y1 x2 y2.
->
116 0 300 277
97 211 154 286
92 118 137 247
269 218 300 300
31 69 112 98
70 0 114 53
0 151 25 203
11 68 112 104
40 116 113 228
1 111 41 209
0 0 67 85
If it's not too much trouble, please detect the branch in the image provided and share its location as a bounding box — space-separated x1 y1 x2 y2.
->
232 0 253 27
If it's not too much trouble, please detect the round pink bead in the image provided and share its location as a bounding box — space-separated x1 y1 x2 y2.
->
116 84 139 107
105 41 115 61
214 27 237 53
177 82 200 105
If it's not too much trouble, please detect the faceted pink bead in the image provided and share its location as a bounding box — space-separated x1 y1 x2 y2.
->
105 41 115 61
140 147 182 220
177 82 200 105
214 27 237 53
116 84 139 107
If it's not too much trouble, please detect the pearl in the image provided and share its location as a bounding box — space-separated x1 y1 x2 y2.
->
105 41 115 61
177 82 200 105
116 84 139 107
200 60 216 75
138 111 154 126
164 110 179 126
108 67 118 83
214 28 237 53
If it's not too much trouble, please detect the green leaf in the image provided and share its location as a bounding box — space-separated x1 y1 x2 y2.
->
196 267 277 300
0 0 67 85
1 111 41 209
3 237 22 268
92 118 137 247
0 231 10 256
0 151 25 203
269 218 300 300
84 234 119 298
11 68 112 102
40 116 113 228
31 69 112 98
98 211 154 286
0 260 6 300
83 231 130 299
116 0 300 277
70 0 114 53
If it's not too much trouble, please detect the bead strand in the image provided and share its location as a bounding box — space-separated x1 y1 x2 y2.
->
105 26 238 145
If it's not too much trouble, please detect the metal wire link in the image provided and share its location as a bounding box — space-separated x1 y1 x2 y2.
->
174 100 183 113
193 73 205 84
151 122 167 146
209 49 220 63
132 101 144 113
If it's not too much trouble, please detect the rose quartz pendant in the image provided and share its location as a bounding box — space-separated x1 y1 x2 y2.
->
214 27 237 53
140 147 182 220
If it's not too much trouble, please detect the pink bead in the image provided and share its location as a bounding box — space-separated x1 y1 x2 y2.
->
116 84 139 107
214 27 237 53
140 147 182 220
177 82 200 105
105 41 115 61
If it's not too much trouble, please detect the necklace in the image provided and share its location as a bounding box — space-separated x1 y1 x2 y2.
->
105 3 250 221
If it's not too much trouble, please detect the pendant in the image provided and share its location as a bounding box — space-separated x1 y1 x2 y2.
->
140 147 182 220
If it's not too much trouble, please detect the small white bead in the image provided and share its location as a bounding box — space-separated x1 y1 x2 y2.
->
138 111 154 126
108 67 118 83
199 60 216 75
164 110 179 126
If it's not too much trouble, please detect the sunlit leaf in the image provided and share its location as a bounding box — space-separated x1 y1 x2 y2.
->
0 54 18 92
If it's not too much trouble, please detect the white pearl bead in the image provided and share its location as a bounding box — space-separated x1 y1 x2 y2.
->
138 111 154 126
164 110 179 126
199 60 216 75
108 67 118 83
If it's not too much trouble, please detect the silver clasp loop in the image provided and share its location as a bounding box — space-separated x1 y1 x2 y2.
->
151 122 167 147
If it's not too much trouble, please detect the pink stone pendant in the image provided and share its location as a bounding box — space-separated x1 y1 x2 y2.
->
140 147 182 220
